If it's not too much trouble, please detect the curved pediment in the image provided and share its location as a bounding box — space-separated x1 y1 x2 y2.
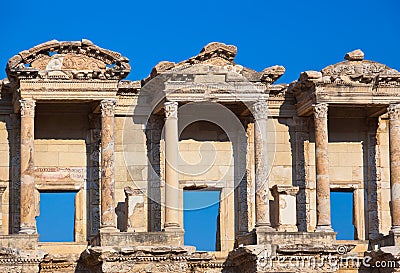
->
6 39 131 81
321 49 399 85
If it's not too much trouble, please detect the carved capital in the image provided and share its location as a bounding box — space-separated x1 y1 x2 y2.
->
20 99 36 117
100 99 117 117
0 185 6 196
252 101 268 120
164 101 178 119
313 103 328 119
388 104 400 120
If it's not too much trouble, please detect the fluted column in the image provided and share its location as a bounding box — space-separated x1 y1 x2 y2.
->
100 99 117 231
388 104 400 233
252 101 272 229
163 101 181 231
19 99 36 234
313 103 333 231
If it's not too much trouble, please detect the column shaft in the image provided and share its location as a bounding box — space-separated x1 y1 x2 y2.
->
313 103 332 231
164 101 180 230
252 101 272 228
388 104 400 232
19 99 36 234
100 99 117 230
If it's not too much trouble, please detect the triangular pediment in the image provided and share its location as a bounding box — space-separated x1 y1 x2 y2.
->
144 42 285 86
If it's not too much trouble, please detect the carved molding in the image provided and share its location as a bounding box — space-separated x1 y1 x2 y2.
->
252 101 268 120
20 99 36 117
100 99 117 117
313 103 328 119
164 101 178 119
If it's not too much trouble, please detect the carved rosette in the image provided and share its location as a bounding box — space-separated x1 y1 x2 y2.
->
164 101 178 119
101 99 117 117
313 103 328 119
252 101 268 120
20 99 36 117
388 104 400 120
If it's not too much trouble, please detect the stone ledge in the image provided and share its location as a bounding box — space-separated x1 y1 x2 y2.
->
91 231 185 248
236 231 337 246
0 234 39 250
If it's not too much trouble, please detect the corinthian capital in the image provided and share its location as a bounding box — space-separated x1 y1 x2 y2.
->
20 99 36 117
313 103 328 119
252 101 268 120
101 99 117 117
164 101 178 119
388 104 400 120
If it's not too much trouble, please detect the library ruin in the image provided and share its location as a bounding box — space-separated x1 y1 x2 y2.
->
0 39 399 272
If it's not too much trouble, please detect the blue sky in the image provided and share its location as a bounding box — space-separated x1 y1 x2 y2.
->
4 0 399 245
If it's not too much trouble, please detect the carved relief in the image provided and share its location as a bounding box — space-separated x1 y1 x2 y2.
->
7 39 130 81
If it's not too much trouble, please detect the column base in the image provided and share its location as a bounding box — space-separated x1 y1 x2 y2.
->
255 224 276 233
19 227 36 235
390 226 400 234
163 223 183 233
315 225 333 232
100 226 119 233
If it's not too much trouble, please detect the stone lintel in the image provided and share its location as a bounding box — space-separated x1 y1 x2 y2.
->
271 185 299 197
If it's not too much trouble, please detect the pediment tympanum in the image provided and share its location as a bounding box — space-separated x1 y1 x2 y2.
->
6 39 130 81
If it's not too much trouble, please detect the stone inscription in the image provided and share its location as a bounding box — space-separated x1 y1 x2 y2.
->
35 167 86 182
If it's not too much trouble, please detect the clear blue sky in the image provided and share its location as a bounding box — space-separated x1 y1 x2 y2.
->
4 0 398 245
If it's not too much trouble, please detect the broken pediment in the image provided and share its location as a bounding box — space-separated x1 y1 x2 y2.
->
6 39 130 81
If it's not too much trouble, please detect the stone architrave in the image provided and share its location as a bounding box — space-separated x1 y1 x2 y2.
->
313 103 333 231
19 99 36 234
100 99 117 231
163 101 181 231
388 104 400 233
271 185 299 232
252 101 272 229
124 186 145 232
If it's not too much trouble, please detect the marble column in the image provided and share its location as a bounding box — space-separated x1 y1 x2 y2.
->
252 101 272 229
388 104 400 233
313 103 333 231
163 101 181 231
19 99 36 234
100 99 117 231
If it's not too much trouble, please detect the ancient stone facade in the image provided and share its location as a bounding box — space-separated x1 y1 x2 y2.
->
0 40 399 272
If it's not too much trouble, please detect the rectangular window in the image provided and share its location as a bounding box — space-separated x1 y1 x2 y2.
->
184 191 220 251
331 191 354 240
37 192 76 242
